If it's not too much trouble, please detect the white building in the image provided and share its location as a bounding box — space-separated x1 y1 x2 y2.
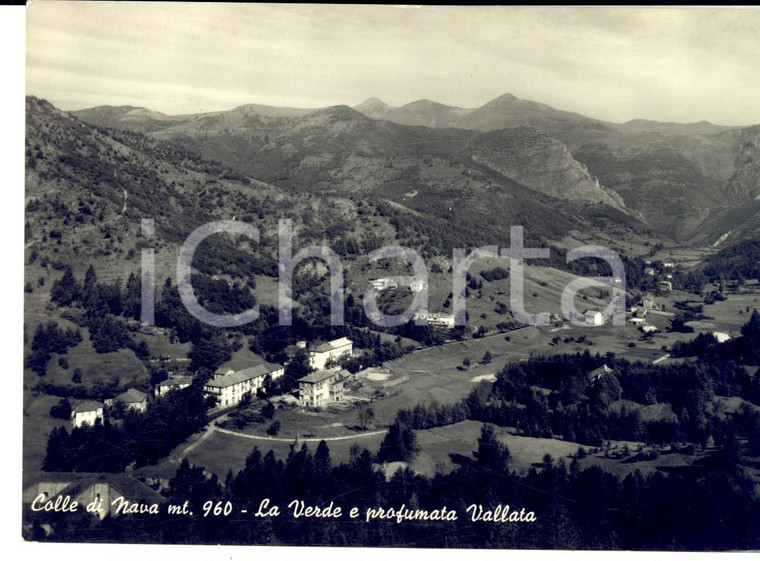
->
72 401 104 428
427 313 456 329
713 332 732 343
308 337 353 370
155 376 192 397
204 361 284 408
298 369 346 408
584 311 605 326
369 278 398 292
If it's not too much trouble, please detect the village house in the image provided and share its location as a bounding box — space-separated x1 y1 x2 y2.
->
72 401 104 428
308 337 353 370
369 278 399 292
641 294 656 310
584 310 605 326
204 361 285 408
659 280 673 292
588 364 613 383
155 376 192 397
298 369 346 408
107 388 149 413
640 323 658 334
427 313 456 329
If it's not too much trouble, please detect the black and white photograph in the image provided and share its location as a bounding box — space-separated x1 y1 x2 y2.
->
15 2 760 553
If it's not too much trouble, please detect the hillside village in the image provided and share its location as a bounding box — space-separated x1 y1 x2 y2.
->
21 93 760 548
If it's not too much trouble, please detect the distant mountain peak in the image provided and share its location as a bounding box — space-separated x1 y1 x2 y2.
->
353 98 394 120
490 93 519 103
402 99 457 109
355 97 389 108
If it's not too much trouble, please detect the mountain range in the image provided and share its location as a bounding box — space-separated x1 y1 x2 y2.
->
64 92 760 247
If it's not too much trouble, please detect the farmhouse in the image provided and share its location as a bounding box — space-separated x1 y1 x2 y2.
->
640 324 658 334
72 401 104 428
628 317 646 326
298 369 346 408
109 389 148 413
308 337 353 370
584 311 605 326
204 361 285 408
155 376 192 397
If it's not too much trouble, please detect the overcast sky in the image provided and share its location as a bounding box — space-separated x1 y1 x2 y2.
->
26 3 760 125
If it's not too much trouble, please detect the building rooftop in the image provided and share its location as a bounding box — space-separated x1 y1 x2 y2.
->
206 362 283 389
73 400 104 413
298 370 342 384
588 364 613 382
156 376 192 387
310 338 352 354
114 388 148 404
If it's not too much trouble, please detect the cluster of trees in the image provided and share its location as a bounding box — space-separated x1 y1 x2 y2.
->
48 265 144 355
471 349 757 447
674 239 760 294
671 310 760 367
25 322 82 375
371 314 760 451
42 383 208 472
376 413 419 463
393 401 468 431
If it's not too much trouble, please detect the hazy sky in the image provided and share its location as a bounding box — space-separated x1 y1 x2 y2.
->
26 3 760 125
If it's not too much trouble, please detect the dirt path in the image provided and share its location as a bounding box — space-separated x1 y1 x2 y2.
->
215 426 386 443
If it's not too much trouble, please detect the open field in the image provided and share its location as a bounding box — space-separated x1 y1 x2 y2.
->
178 428 386 479
412 420 705 479
686 289 760 334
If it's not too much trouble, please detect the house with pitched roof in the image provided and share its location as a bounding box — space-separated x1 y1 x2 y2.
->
109 388 149 413
587 364 613 384
298 369 346 408
155 376 192 397
203 361 284 408
72 401 104 428
308 337 353 370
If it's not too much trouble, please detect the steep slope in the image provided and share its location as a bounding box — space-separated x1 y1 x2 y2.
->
573 125 760 243
470 126 626 210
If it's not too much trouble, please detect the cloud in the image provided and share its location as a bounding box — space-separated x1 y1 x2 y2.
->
26 3 760 125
